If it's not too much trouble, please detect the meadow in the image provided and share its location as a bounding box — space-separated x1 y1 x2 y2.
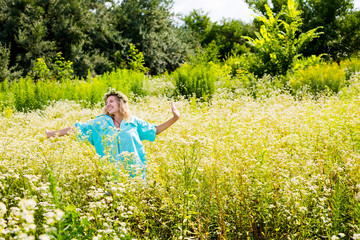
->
1 72 360 239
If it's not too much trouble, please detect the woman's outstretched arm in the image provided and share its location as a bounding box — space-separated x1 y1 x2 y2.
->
45 127 74 138
156 101 180 135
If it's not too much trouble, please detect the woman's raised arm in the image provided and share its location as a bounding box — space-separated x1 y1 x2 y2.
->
155 101 180 135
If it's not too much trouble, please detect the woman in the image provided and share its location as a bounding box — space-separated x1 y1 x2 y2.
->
46 88 180 178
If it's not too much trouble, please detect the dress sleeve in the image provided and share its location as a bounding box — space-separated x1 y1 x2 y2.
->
136 117 157 142
74 121 94 144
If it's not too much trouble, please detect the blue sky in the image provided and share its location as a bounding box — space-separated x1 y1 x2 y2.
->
172 0 360 23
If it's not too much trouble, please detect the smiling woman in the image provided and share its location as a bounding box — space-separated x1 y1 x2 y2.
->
45 88 180 179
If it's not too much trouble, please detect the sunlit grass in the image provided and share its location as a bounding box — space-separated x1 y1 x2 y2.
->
1 77 360 239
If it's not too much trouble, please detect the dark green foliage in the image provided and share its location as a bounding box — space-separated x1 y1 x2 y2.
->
335 10 360 59
183 10 256 61
0 0 94 79
112 0 193 75
298 0 354 61
202 19 255 60
0 0 193 78
183 9 212 43
0 43 14 81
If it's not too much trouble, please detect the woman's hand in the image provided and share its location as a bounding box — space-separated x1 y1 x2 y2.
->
155 101 180 135
45 127 74 138
171 101 180 119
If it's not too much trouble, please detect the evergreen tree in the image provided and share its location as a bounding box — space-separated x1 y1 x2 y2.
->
113 0 193 74
0 0 125 78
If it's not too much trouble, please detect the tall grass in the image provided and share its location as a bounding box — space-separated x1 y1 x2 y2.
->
0 69 147 112
289 62 347 95
1 75 360 239
2 57 360 113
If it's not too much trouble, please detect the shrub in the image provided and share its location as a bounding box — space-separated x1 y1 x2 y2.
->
340 58 360 79
31 53 74 82
172 63 214 100
291 55 325 72
171 62 229 101
289 62 347 95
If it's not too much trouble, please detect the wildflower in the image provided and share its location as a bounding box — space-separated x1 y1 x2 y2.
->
22 211 34 224
15 232 35 240
39 234 51 240
299 206 308 213
0 202 6 217
44 212 56 225
354 233 360 240
19 199 36 210
339 233 345 238
55 209 64 221
331 235 339 240
92 235 102 240
355 193 360 202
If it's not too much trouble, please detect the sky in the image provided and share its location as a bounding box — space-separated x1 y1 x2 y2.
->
172 0 360 23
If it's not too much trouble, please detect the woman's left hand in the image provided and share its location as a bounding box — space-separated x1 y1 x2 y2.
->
171 101 180 119
155 101 180 135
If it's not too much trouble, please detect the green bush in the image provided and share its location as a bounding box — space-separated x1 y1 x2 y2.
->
289 62 347 95
340 58 360 79
291 55 325 72
172 62 226 101
223 54 247 78
31 53 74 82
114 43 149 73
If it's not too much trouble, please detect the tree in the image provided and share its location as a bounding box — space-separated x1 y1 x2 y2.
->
203 19 256 60
244 0 355 61
0 0 125 78
112 0 193 74
0 0 197 78
0 43 11 81
243 0 321 77
183 9 212 43
245 0 287 16
337 10 360 58
0 0 56 77
298 0 354 60
183 10 256 62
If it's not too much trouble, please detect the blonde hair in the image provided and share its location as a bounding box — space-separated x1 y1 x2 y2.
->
102 88 132 122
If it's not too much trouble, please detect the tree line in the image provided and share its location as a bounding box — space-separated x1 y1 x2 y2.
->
1 0 360 81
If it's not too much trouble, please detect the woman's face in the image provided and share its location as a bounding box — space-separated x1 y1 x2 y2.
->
106 95 120 114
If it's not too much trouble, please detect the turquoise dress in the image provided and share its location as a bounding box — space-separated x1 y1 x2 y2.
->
74 115 157 177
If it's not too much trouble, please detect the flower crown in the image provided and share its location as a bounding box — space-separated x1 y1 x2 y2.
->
103 88 127 103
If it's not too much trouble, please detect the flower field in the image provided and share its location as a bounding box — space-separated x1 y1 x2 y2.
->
1 78 360 239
